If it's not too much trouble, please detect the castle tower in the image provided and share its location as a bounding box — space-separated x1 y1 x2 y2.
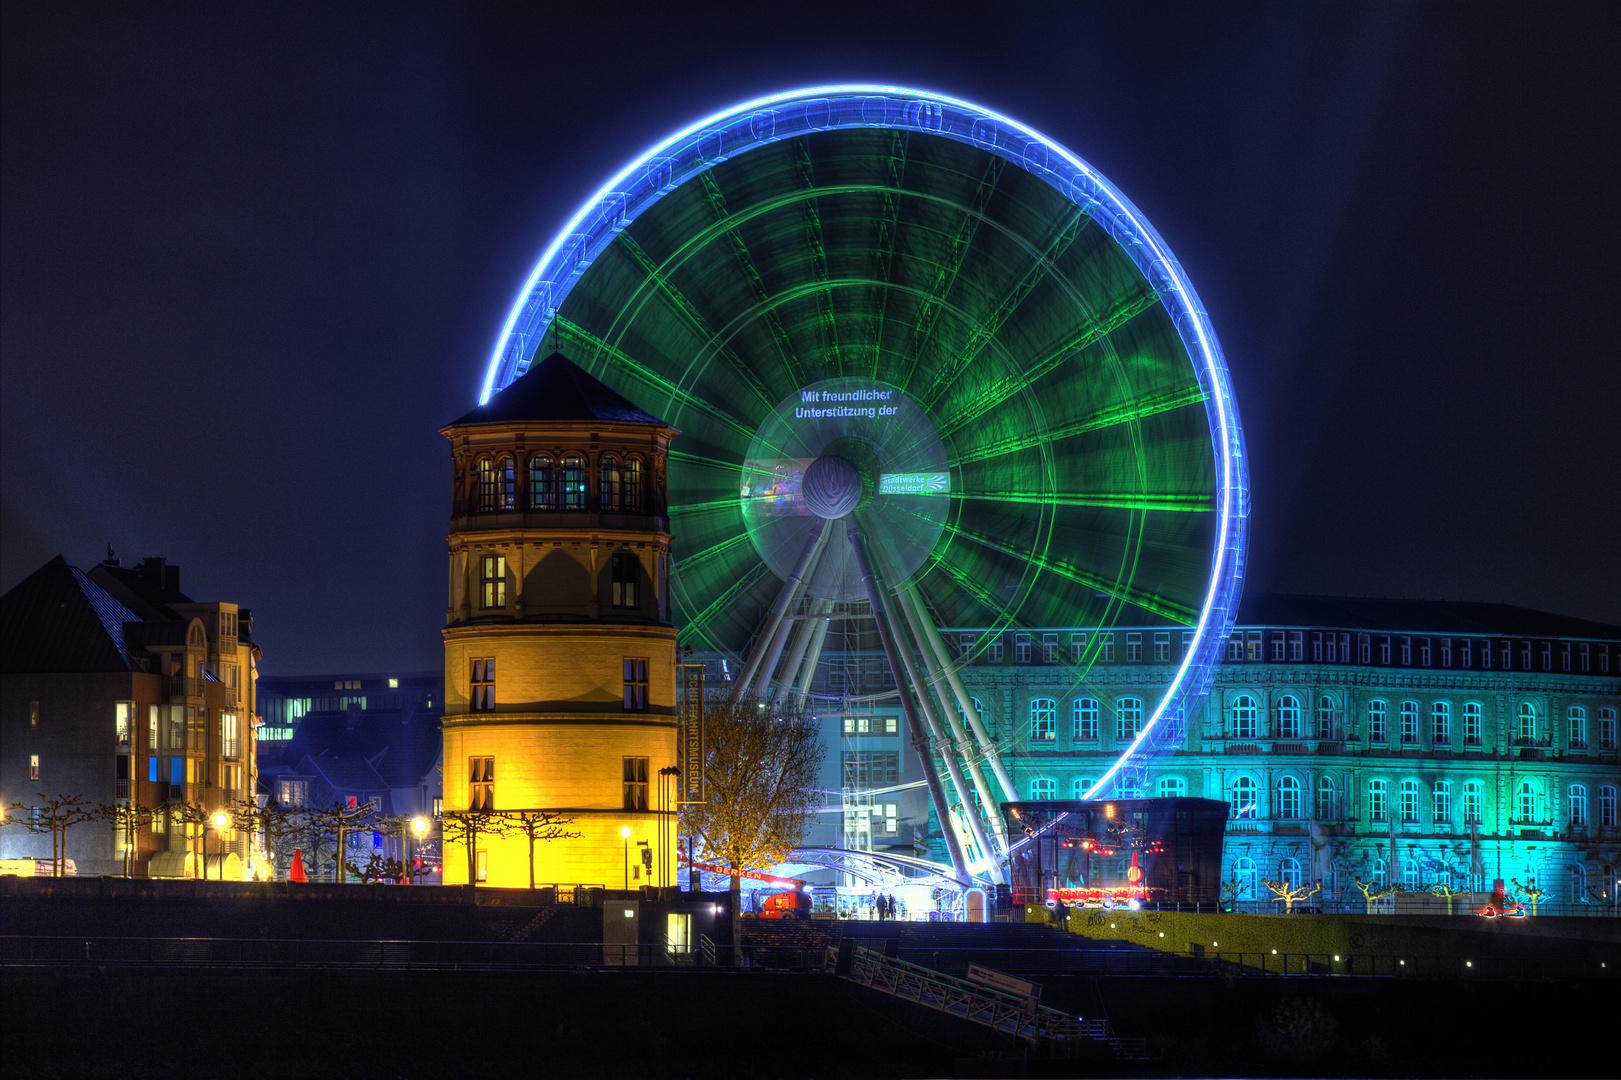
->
439 352 678 889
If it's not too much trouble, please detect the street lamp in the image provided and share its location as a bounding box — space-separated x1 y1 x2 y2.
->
621 826 632 890
211 811 229 881
410 816 429 884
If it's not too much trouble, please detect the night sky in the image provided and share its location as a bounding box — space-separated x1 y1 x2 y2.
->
3 3 1617 676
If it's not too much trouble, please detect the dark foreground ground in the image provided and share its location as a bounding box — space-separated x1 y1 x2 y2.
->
1 963 1610 1080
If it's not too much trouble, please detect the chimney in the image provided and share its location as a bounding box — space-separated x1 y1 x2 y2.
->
165 565 180 594
140 556 165 585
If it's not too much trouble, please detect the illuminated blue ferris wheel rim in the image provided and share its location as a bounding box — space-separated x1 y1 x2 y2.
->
482 85 1249 798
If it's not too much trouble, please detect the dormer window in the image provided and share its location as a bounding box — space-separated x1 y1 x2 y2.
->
529 454 557 509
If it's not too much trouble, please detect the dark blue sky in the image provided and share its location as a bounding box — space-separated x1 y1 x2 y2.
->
3 2 1617 674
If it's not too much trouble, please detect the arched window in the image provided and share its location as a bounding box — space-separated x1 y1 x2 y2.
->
1277 775 1301 819
1276 695 1301 739
599 454 620 511
1433 781 1452 825
1117 775 1141 799
623 456 644 512
528 454 557 509
1568 706 1587 749
1115 697 1142 741
1367 700 1388 743
1279 857 1301 891
1368 779 1388 823
1431 701 1451 745
1463 701 1483 745
1158 776 1187 799
1028 698 1056 742
1317 775 1337 820
1370 857 1387 886
1072 777 1095 799
1569 784 1588 827
1516 780 1538 822
1072 697 1099 741
475 457 498 512
1030 778 1056 800
1400 700 1419 744
1516 701 1536 744
1229 775 1257 819
1234 857 1256 899
1570 863 1588 904
1602 708 1618 751
1462 781 1484 824
1399 779 1420 823
493 455 515 510
1403 861 1421 890
1602 786 1619 828
1232 695 1257 739
1317 695 1337 739
561 455 586 509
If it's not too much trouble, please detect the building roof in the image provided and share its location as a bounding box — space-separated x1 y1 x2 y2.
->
446 351 668 428
0 556 147 673
88 559 191 619
1236 593 1621 639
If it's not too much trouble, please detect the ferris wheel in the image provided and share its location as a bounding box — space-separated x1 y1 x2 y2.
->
481 86 1248 878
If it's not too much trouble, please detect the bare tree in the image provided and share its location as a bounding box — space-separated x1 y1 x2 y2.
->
167 800 219 878
1428 880 1465 916
1261 877 1322 914
440 809 512 885
22 794 99 876
680 696 825 908
499 809 581 889
1353 876 1398 914
96 800 160 877
305 800 379 882
231 797 302 877
345 852 406 884
1511 877 1547 916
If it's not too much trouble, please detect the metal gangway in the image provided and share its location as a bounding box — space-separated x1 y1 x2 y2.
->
825 943 1145 1057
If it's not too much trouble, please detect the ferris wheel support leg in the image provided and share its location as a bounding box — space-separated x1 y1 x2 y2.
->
789 599 834 711
889 577 1002 871
772 596 823 707
904 581 1020 812
895 584 1009 866
846 518 970 880
733 519 828 700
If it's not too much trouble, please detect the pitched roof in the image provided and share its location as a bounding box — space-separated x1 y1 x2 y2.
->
1236 593 1621 639
88 561 191 619
0 556 147 673
447 351 668 427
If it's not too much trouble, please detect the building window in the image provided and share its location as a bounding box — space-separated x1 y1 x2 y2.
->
1463 702 1483 746
1233 857 1256 899
469 757 495 812
1073 698 1099 741
1312 632 1323 662
1154 632 1169 662
1369 858 1388 887
1279 857 1301 892
842 751 899 785
1399 779 1420 823
1441 638 1452 667
1431 701 1451 746
1359 635 1371 664
1567 706 1587 750
1042 634 1058 663
480 555 507 609
623 457 644 512
1316 696 1337 739
1368 701 1388 744
1433 781 1452 825
29 754 40 781
1580 644 1590 672
1073 777 1095 799
1317 776 1337 820
1399 637 1411 666
1232 695 1257 740
1227 633 1243 661
599 455 621 510
1400 701 1419 745
623 757 649 810
1014 634 1031 663
611 553 639 608
1368 779 1388 823
1125 632 1141 662
1118 775 1141 799
987 637 1003 664
1561 643 1571 672
476 457 498 512
622 658 649 710
1419 638 1431 666
1601 708 1618 751
496 455 516 510
1026 777 1057 800
1277 776 1301 819
1462 782 1484 825
1600 786 1618 828
1516 781 1538 823
470 658 495 711
1380 638 1392 665
1246 631 1262 661
958 634 973 663
1229 776 1256 820
476 850 488 882
220 713 240 759
1115 697 1142 742
529 454 557 509
1158 776 1187 798
1288 631 1302 661
1100 633 1114 662
1028 698 1056 742
1515 702 1536 744
555 454 584 510
1271 634 1285 662
1070 634 1087 664
1276 695 1301 739
1569 785 1588 827
279 780 307 807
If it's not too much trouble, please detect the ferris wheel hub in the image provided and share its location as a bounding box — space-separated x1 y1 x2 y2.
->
801 454 863 519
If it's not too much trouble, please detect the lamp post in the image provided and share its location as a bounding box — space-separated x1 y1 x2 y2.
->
211 811 229 881
410 815 429 884
621 826 632 890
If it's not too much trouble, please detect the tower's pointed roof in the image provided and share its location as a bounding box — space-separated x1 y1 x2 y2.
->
447 352 667 428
